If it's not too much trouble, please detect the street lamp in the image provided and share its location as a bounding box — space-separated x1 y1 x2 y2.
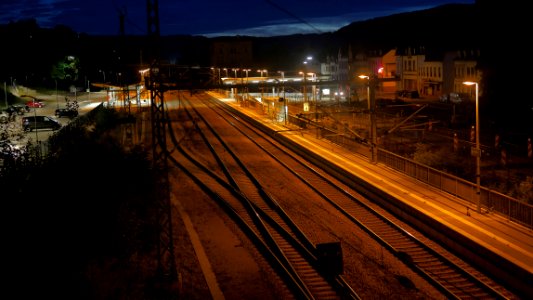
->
302 56 313 105
299 71 308 108
243 69 251 99
257 69 266 102
358 75 370 110
359 74 377 163
232 68 239 99
232 68 239 79
463 81 481 213
308 72 317 124
99 69 106 82
243 69 251 81
278 71 287 125
211 67 221 85
257 69 267 77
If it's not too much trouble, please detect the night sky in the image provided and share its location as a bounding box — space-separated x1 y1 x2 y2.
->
0 0 474 37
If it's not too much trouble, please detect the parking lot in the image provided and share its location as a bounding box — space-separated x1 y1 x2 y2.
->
2 87 108 147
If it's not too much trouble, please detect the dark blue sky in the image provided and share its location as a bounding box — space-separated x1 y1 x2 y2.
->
0 0 475 37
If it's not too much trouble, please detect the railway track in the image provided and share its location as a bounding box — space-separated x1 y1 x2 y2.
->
166 95 359 299
165 91 518 299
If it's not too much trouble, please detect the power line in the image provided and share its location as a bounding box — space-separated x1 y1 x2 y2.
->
264 0 322 34
111 0 145 34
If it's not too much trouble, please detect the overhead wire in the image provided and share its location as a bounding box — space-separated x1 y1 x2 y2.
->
111 0 145 35
264 0 322 34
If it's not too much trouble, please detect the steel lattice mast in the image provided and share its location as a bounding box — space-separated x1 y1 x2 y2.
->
146 0 177 282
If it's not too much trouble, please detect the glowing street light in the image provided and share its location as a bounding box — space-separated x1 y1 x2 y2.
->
257 69 267 77
242 69 251 99
242 69 251 81
463 81 481 213
99 69 106 82
299 71 307 104
232 68 239 79
358 75 370 110
303 56 313 101
232 68 239 99
211 67 222 85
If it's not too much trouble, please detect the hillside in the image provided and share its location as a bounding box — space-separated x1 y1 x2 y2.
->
335 4 478 51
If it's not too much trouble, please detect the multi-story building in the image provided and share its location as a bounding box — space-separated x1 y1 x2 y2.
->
335 45 481 100
419 59 443 97
395 47 425 94
451 49 482 98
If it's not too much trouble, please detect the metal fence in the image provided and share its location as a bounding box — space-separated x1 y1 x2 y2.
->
318 126 533 230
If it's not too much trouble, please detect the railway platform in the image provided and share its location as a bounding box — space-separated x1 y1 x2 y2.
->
209 92 533 298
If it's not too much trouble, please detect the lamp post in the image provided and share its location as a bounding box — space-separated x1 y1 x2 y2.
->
302 56 313 105
359 75 377 163
358 75 371 110
211 67 221 85
243 69 251 99
232 68 239 99
463 81 481 213
257 69 265 102
299 71 307 103
243 69 250 81
257 69 267 77
308 72 318 136
99 69 106 82
278 71 287 125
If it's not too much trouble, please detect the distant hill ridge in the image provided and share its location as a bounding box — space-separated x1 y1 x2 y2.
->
334 3 477 51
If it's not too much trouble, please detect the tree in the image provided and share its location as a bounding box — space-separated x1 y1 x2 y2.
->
51 55 80 87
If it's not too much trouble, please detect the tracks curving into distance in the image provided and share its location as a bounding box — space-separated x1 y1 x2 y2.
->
165 91 516 299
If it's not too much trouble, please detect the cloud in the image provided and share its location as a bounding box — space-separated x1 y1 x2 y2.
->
0 0 75 28
0 1 475 37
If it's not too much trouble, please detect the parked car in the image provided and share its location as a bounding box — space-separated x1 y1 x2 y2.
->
26 100 45 108
22 116 62 132
8 104 30 115
396 90 420 99
440 92 470 104
55 108 78 118
1 104 29 123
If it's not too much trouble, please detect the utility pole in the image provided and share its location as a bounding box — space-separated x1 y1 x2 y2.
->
369 75 378 163
146 0 177 286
